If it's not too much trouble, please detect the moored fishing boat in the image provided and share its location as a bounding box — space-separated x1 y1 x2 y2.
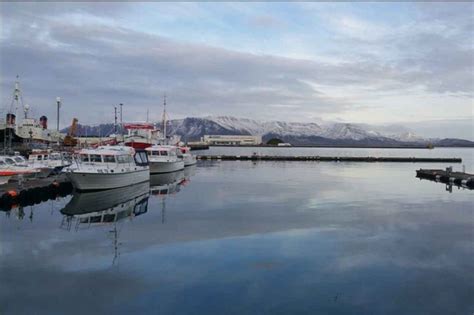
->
146 145 184 174
65 146 149 191
0 79 62 151
28 149 71 177
0 156 39 184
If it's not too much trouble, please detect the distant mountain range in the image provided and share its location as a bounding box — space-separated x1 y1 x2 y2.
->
63 116 474 147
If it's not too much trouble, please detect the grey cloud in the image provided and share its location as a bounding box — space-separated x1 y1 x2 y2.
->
0 2 472 126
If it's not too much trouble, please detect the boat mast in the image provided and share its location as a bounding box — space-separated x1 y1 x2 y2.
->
162 94 167 140
4 76 24 154
9 75 24 118
120 103 123 139
114 106 118 135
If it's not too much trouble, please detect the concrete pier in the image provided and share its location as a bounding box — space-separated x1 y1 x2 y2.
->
0 175 73 210
197 155 462 163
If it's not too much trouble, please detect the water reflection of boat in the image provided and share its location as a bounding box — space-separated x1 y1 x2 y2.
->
60 181 150 229
150 170 185 195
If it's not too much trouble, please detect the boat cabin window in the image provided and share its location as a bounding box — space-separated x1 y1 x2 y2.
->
90 154 102 163
44 155 49 160
160 150 168 156
103 155 116 163
80 154 89 162
5 158 15 165
14 157 24 163
0 161 6 166
37 155 43 161
117 155 131 163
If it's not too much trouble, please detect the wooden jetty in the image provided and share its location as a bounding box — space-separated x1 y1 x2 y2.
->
416 168 473 189
197 155 462 163
0 175 73 210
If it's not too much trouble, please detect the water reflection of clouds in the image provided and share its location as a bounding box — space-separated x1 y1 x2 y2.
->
1 161 473 314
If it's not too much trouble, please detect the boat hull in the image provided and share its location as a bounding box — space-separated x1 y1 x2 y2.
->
66 168 150 191
0 175 12 185
183 155 197 167
149 161 184 174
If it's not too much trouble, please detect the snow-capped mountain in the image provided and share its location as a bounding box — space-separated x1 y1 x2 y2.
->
207 116 324 137
63 116 474 147
168 116 418 144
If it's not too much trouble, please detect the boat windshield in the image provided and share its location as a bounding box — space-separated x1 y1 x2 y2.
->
0 161 6 166
5 158 15 165
14 157 24 163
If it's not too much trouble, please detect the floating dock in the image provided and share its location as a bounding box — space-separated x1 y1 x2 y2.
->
416 168 473 189
197 155 462 163
0 175 73 210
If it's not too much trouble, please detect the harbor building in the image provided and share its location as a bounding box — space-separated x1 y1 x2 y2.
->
202 135 262 145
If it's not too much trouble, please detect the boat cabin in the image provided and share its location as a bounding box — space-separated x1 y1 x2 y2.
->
146 145 179 157
75 146 148 166
0 156 20 166
29 151 67 162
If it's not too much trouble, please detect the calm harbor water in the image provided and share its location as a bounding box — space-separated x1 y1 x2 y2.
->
1 148 473 314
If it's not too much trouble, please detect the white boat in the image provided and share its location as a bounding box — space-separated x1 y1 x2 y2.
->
146 145 184 174
65 146 150 191
28 150 71 177
178 146 197 167
0 155 40 182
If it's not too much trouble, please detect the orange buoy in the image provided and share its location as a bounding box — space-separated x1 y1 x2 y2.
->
7 190 18 198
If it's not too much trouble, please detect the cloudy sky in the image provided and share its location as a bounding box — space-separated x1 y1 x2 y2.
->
0 2 472 138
